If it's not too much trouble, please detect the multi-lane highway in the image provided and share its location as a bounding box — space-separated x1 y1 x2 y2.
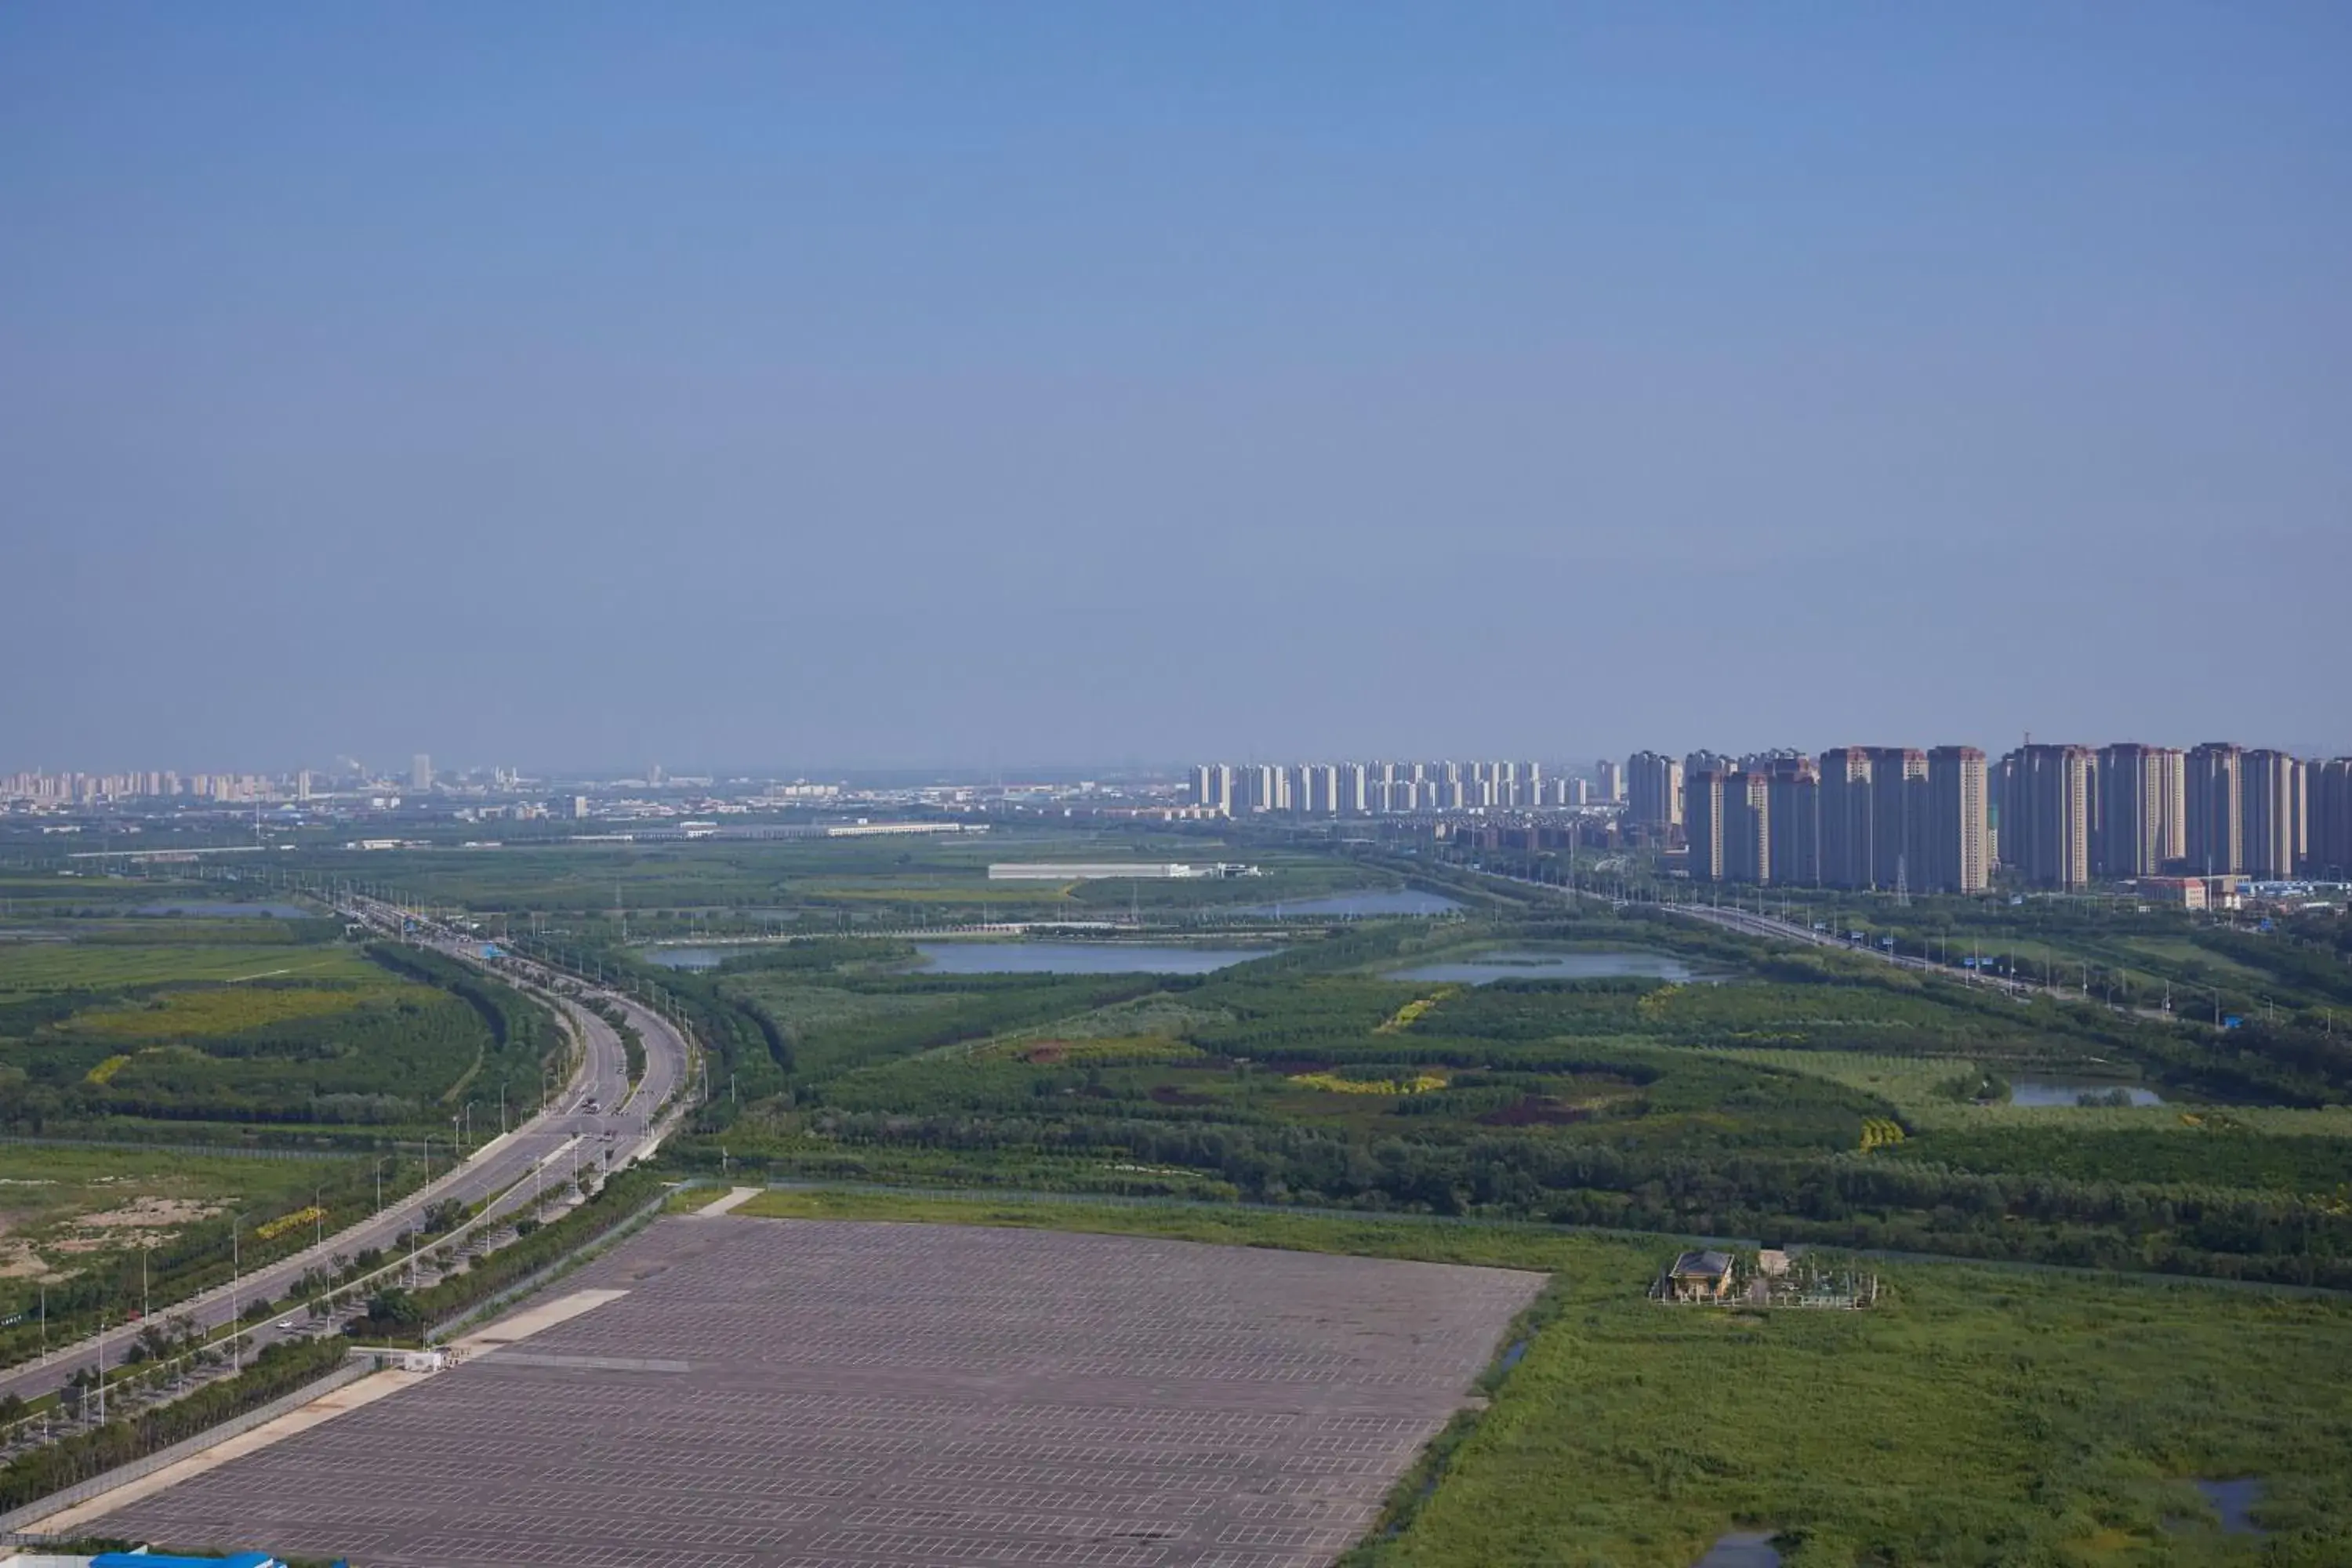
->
0 910 693 1407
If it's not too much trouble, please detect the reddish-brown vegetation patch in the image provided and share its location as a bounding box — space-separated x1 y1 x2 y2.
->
1479 1095 1595 1127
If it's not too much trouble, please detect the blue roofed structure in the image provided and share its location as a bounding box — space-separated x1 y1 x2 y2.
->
89 1552 282 1568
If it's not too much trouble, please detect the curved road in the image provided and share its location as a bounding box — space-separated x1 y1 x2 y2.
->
0 909 693 1406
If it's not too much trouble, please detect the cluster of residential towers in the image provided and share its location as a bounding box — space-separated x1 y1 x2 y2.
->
1186 745 2352 891
1626 744 2352 891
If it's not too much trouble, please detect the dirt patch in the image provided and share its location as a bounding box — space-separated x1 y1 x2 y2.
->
0 1240 60 1279
1020 1042 1069 1065
1149 1084 1214 1107
1479 1095 1595 1127
52 1196 224 1254
78 1196 222 1229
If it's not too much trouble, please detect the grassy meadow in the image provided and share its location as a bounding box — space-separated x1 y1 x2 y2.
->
0 942 380 994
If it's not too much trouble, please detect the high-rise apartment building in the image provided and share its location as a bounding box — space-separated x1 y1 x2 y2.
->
2154 746 2187 866
1686 770 1728 882
2093 744 2176 878
2001 744 2092 889
1626 753 1683 830
1189 764 1232 815
1865 747 1927 893
2311 759 2352 878
410 753 432 792
1725 770 1773 884
1595 758 1625 804
2185 743 2243 875
1762 757 1818 886
1340 762 1369 816
1925 746 1989 893
1817 747 1874 890
1241 764 1286 814
1685 750 1735 788
2241 750 2301 879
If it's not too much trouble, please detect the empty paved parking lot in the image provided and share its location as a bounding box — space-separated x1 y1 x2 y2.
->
89 1215 1543 1567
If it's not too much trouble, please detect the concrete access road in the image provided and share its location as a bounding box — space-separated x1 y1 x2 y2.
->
0 908 694 1406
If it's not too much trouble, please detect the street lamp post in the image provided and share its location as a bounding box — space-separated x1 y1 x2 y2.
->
230 1217 241 1374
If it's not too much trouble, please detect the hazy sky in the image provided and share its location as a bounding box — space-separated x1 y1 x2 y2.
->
5 5 2347 772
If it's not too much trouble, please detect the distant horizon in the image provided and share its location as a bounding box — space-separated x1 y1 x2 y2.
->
10 731 2352 786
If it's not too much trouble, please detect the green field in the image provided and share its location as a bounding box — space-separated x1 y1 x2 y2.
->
0 944 380 994
732 1187 2352 1566
0 917 562 1144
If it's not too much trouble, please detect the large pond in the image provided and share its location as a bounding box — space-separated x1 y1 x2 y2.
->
1695 1532 1780 1568
136 900 310 920
1236 889 1461 918
1387 949 1712 985
2194 1477 2264 1535
913 942 1278 975
642 947 730 971
2009 1079 2165 1108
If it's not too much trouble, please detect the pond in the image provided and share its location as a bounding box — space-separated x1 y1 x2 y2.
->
1386 949 1713 985
913 942 1279 975
1695 1532 1780 1567
2194 1477 2264 1535
1235 889 1461 918
641 947 729 971
136 900 310 920
2009 1079 2165 1108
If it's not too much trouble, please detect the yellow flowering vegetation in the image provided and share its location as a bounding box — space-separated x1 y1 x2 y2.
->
1289 1070 1449 1096
1374 987 1459 1035
85 1054 133 1085
254 1205 327 1242
71 983 387 1039
1860 1117 1907 1152
1635 982 1685 1019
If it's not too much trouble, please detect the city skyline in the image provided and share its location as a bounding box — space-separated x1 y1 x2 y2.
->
13 722 2352 790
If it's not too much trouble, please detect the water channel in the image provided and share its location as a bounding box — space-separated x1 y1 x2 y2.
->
913 942 1279 975
1235 889 1462 918
136 900 310 919
2008 1079 2165 1108
1386 949 1715 985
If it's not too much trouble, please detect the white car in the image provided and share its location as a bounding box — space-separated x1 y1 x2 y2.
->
276 1317 294 1330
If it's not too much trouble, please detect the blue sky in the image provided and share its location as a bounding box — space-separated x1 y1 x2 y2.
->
5 5 2347 771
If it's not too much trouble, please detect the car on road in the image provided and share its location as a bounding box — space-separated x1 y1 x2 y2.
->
276 1317 294 1330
